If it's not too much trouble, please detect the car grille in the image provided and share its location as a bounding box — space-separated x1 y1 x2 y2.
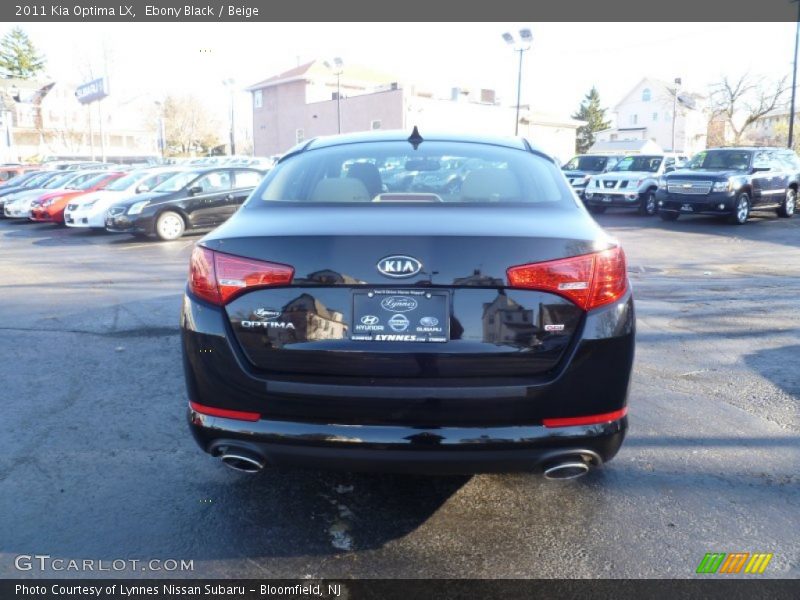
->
603 180 617 189
108 206 125 216
667 180 712 195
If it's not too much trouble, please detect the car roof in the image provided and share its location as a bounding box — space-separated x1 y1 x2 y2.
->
300 129 534 153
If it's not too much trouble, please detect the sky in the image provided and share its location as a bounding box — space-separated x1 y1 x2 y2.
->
4 22 797 123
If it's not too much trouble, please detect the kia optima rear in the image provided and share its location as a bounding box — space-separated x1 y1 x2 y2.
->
182 131 635 478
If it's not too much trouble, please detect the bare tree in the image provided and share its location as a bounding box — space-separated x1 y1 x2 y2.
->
709 74 789 145
161 94 223 156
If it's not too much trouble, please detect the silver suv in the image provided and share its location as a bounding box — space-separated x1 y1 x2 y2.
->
584 153 687 216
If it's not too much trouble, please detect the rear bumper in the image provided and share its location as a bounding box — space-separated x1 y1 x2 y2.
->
189 409 627 474
181 288 635 472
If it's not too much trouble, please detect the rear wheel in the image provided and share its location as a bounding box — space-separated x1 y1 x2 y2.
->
155 211 186 241
729 193 750 225
777 188 796 218
589 205 607 214
638 191 657 216
659 211 679 222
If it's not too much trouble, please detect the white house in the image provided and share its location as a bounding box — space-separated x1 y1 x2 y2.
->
594 78 708 156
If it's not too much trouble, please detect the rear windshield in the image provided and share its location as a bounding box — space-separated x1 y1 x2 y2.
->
248 141 573 205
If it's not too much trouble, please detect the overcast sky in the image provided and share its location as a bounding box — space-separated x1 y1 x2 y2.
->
6 22 797 120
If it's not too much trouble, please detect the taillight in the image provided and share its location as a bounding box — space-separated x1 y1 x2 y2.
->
507 246 627 311
189 246 294 306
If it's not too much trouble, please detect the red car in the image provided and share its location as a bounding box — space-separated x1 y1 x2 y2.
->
29 171 126 223
0 165 40 186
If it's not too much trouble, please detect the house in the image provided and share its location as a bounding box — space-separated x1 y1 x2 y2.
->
246 60 584 160
594 78 708 155
747 107 794 147
588 139 663 155
0 78 159 163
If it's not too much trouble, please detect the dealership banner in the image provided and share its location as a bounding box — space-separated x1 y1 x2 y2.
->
3 579 800 599
2 0 799 22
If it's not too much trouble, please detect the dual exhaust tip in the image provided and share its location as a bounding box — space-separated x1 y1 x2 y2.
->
214 444 598 480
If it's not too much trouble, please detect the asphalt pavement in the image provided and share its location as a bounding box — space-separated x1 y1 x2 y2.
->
0 209 797 579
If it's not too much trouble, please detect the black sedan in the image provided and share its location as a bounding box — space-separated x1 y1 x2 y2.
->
182 131 634 478
105 167 265 240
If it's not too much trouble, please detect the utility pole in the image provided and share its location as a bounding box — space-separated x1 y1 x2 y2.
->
789 0 800 148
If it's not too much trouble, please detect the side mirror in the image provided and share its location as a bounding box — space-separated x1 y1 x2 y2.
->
665 166 675 173
135 184 150 193
188 185 203 195
751 167 770 173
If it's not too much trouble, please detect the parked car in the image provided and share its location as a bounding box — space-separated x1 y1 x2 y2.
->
561 154 623 199
0 165 39 185
0 171 56 215
585 154 685 215
182 131 634 477
3 171 97 219
29 171 127 223
64 167 186 230
105 167 265 240
656 147 799 224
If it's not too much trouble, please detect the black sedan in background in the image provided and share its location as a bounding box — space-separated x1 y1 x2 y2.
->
105 167 265 240
182 131 634 479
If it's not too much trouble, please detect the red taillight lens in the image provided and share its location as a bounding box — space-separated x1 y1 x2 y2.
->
542 407 627 428
188 246 294 306
507 246 628 311
189 401 260 422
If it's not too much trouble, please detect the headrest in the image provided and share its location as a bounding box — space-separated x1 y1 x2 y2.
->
460 168 520 202
310 177 370 202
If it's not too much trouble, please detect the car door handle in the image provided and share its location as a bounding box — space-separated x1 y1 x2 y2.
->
225 194 234 201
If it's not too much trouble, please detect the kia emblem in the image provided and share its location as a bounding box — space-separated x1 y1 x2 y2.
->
377 255 423 278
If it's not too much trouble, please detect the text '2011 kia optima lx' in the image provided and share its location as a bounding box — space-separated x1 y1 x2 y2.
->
182 130 635 479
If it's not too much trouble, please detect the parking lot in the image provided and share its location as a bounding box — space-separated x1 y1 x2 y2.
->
0 210 798 579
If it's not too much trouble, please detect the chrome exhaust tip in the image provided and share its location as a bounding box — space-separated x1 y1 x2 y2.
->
219 450 265 473
543 461 591 481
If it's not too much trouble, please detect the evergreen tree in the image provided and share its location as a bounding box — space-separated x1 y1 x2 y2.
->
572 87 611 154
0 28 46 80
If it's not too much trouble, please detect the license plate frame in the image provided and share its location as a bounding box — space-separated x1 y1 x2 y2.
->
351 289 449 343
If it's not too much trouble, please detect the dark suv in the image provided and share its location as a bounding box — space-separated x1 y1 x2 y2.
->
656 147 799 224
561 154 623 200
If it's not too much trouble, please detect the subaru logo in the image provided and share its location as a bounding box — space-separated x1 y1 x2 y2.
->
253 308 281 320
380 296 418 312
377 255 422 278
360 315 379 325
419 316 439 327
388 314 410 332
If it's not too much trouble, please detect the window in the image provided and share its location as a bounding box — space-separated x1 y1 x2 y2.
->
631 114 638 125
652 112 658 122
642 88 651 101
253 90 263 108
296 129 305 144
249 140 575 206
752 151 771 171
371 119 382 130
193 171 231 193
233 170 263 188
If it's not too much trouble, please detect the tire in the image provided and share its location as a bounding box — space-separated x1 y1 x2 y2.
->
638 191 657 216
728 193 750 225
660 211 679 222
589 205 607 214
777 188 796 218
155 211 186 241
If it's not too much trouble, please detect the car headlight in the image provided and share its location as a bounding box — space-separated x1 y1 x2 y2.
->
657 177 667 190
42 199 54 207
128 200 150 215
712 180 732 192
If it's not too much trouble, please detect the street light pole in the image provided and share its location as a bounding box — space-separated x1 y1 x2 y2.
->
223 78 236 155
502 29 533 136
671 77 682 152
789 0 800 149
324 58 344 134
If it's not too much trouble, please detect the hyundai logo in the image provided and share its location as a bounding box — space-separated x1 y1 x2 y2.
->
360 315 380 325
388 313 410 332
253 308 281 320
380 296 418 312
377 255 423 278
